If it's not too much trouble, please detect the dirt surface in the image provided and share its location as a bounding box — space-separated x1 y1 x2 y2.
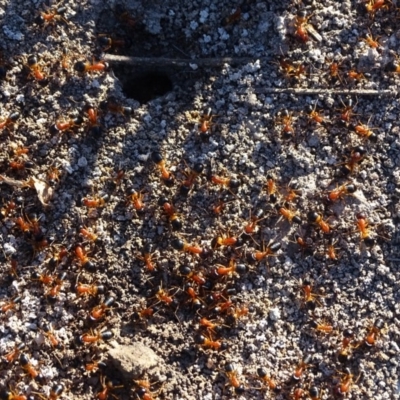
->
1 0 400 399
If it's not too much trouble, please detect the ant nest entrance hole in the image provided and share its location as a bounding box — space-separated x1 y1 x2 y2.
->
112 65 174 104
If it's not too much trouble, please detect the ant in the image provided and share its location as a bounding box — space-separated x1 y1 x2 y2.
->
211 259 247 279
210 173 240 190
154 286 177 307
80 226 102 245
49 116 83 134
85 359 107 373
364 318 384 346
306 103 326 126
326 58 343 84
198 317 224 335
180 162 204 195
341 146 367 174
97 375 123 400
277 109 295 137
365 0 390 16
352 122 378 142
326 239 339 261
137 243 157 272
326 182 357 202
334 368 359 396
247 241 281 262
47 166 61 186
347 70 365 82
98 34 128 52
83 104 102 136
277 58 306 80
356 212 375 246
300 279 321 311
276 204 302 224
0 388 29 400
361 31 381 49
45 272 67 302
243 208 264 235
309 319 334 334
179 265 207 286
151 151 174 186
127 188 145 214
171 238 206 257
74 59 109 74
211 231 241 249
292 354 312 381
1 296 21 314
386 60 400 74
339 99 355 124
0 112 20 130
34 6 68 26
256 367 282 393
78 329 114 345
100 96 132 117
338 329 356 363
2 342 25 364
26 55 48 85
0 199 17 219
75 245 93 269
265 174 279 203
307 211 330 234
75 282 105 297
41 323 60 348
224 362 245 395
89 297 115 321
159 197 182 230
20 353 43 381
184 283 203 310
82 194 108 208
194 333 226 350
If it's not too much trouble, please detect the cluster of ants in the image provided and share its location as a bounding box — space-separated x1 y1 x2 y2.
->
0 1 396 399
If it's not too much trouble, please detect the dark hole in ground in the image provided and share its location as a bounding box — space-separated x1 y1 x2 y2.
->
113 66 173 104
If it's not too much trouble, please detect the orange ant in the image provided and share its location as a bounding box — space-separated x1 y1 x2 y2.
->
47 166 61 185
326 182 357 202
356 212 375 246
78 330 114 345
341 146 367 174
179 265 207 286
210 174 240 190
1 296 21 314
1 387 29 400
74 59 108 74
334 368 359 396
300 279 321 311
211 231 241 249
75 282 105 297
348 70 365 82
83 103 102 135
159 197 182 230
307 211 330 234
127 188 145 214
85 359 106 373
365 0 390 16
224 363 245 395
211 259 247 279
292 354 312 381
194 333 225 350
151 151 174 186
243 208 264 235
137 243 157 272
41 323 60 348
45 272 67 302
82 195 108 208
277 58 306 79
265 174 279 203
309 319 334 334
326 239 339 261
171 238 205 256
180 162 204 195
0 112 21 129
338 329 356 363
97 375 123 400
2 343 25 364
26 55 48 84
75 246 93 269
276 204 302 224
1 198 17 219
20 353 42 381
306 103 326 125
364 318 384 346
247 241 281 262
49 116 83 134
155 286 176 307
89 297 115 321
361 31 381 49
80 226 102 244
34 6 68 26
277 109 295 137
352 122 378 142
256 367 282 394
